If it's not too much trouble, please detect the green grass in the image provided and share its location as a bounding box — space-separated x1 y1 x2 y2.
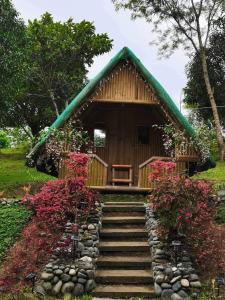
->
0 204 31 261
0 148 54 198
192 161 225 182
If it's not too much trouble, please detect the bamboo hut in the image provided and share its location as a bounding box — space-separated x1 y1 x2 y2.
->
28 47 213 191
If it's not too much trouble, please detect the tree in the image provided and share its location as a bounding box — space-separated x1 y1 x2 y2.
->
184 19 225 127
0 0 27 129
3 13 113 136
113 0 225 160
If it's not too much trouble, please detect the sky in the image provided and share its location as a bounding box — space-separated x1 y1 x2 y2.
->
12 0 189 109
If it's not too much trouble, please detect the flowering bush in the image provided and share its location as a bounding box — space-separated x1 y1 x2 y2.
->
149 160 224 274
0 153 98 293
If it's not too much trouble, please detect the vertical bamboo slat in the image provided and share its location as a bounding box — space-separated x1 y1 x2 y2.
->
58 152 108 187
138 157 187 188
94 62 158 104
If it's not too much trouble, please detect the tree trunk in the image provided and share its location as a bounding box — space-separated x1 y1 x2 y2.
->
49 90 59 117
200 48 224 161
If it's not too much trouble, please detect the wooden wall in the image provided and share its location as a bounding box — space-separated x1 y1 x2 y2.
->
83 103 167 186
94 62 158 104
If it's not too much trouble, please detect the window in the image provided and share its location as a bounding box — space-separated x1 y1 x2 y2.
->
137 126 150 145
94 128 106 147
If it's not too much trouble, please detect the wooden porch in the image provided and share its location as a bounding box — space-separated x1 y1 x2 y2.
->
59 152 199 192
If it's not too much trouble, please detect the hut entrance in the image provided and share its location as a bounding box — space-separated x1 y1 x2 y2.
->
107 109 134 186
84 102 166 187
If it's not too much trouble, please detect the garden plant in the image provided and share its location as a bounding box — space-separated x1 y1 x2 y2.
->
148 160 225 276
0 152 97 295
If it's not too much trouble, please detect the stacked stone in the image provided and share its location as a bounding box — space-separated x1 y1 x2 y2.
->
218 189 225 203
145 204 201 300
0 198 20 205
38 201 102 298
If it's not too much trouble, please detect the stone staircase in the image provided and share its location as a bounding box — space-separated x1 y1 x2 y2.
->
92 201 155 298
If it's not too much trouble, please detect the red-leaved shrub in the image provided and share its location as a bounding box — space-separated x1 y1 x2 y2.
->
149 160 224 275
0 219 60 293
0 152 98 293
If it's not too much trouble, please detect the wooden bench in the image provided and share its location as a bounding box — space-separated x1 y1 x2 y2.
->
112 164 133 186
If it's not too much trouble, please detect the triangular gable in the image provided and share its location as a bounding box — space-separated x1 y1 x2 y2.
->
93 61 159 104
28 47 195 158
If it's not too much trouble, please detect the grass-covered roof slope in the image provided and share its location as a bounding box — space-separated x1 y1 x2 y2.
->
28 46 195 158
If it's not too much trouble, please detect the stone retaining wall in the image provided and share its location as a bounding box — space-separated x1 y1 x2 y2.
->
0 198 21 205
145 204 201 300
37 201 102 298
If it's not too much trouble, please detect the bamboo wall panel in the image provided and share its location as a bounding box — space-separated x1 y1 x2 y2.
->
86 155 107 187
94 62 158 104
138 159 187 188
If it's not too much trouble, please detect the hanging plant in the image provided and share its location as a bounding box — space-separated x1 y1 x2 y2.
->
44 119 92 170
153 120 213 163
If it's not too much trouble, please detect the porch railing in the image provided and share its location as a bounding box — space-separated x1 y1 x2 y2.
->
59 152 108 187
138 156 186 189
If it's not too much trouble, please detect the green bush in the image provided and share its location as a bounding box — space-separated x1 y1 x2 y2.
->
215 204 225 224
0 131 10 149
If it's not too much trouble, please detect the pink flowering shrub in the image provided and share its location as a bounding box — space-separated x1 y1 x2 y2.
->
65 152 90 181
149 160 224 274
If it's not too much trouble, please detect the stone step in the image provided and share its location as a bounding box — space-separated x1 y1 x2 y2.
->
95 269 153 284
99 241 149 252
103 212 145 218
97 255 152 268
103 205 145 212
100 227 147 238
104 201 144 206
92 284 155 298
102 216 146 225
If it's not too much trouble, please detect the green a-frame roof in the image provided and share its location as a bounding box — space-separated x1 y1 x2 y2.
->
28 47 195 158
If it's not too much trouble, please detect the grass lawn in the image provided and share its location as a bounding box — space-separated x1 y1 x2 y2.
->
0 204 31 261
192 161 225 225
192 161 225 182
0 148 54 198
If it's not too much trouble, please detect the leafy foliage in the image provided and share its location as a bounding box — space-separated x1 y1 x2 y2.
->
0 204 31 261
0 0 27 128
215 203 225 224
153 120 213 163
0 131 10 149
44 120 91 171
0 217 61 293
184 19 225 127
149 160 224 273
4 12 112 136
0 153 98 293
112 0 224 56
